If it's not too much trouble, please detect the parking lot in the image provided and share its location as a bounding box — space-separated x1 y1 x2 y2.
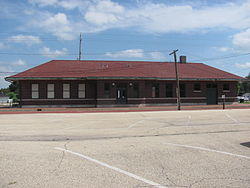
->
0 109 250 187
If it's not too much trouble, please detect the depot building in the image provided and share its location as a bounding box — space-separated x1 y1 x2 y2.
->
6 58 242 107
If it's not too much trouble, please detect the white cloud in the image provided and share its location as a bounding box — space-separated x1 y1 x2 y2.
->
232 28 250 50
85 12 119 25
149 52 166 60
59 0 90 10
12 59 27 66
105 49 144 58
85 0 124 25
28 0 58 7
40 46 68 58
214 47 232 52
105 49 167 60
0 64 15 88
24 0 250 41
38 13 74 40
28 0 88 9
235 62 250 68
8 35 41 46
80 0 250 34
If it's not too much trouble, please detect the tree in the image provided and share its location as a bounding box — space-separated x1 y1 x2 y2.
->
7 81 19 103
238 72 250 95
9 81 19 92
0 87 9 95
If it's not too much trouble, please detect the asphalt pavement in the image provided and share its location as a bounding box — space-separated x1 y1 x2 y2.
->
0 109 250 187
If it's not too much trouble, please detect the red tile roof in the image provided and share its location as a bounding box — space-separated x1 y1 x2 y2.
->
6 60 242 81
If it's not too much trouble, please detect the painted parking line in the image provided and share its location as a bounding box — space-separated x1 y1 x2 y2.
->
164 143 250 160
225 113 239 124
54 147 166 188
128 119 145 128
187 115 191 126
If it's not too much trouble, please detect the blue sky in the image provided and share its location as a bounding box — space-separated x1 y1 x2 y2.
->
0 0 250 88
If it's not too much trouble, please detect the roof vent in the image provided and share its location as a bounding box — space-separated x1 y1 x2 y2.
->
180 56 187 63
101 64 109 68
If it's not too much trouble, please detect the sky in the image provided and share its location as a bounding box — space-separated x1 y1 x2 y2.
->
0 0 250 88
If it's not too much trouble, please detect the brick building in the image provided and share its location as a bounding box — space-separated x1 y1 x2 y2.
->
6 59 242 107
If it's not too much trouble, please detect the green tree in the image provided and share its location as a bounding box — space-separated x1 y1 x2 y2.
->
238 72 250 95
0 87 10 95
9 81 19 92
7 81 19 103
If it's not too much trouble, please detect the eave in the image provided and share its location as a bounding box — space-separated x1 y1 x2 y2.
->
5 76 242 82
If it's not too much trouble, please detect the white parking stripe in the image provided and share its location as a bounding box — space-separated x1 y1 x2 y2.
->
128 119 145 128
225 113 239 124
54 147 166 188
187 115 191 126
164 143 250 160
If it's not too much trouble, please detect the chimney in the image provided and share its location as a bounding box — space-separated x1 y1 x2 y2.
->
180 56 187 63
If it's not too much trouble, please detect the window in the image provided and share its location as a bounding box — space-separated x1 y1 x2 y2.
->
193 83 201 92
47 84 54 99
131 83 139 98
152 83 159 98
78 84 85 98
63 84 70 98
166 84 173 97
31 84 39 99
104 83 110 98
223 84 229 91
180 84 186 97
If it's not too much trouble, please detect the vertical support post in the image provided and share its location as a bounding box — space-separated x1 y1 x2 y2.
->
169 49 181 110
78 33 82 60
222 94 226 110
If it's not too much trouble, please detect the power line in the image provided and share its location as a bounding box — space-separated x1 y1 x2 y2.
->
0 49 172 56
0 52 78 56
1 50 250 61
0 31 230 42
192 52 250 62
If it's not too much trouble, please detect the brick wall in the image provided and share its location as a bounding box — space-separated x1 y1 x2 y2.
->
19 79 238 106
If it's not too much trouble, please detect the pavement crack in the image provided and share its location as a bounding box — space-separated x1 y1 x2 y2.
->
2 129 250 142
51 140 71 173
189 177 250 187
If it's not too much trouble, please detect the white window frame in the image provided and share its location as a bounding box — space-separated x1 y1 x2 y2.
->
47 84 54 99
63 84 70 99
78 84 85 98
31 84 39 99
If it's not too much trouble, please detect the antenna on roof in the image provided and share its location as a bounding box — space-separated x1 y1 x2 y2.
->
77 33 82 60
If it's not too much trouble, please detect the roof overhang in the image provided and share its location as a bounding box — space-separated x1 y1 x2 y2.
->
5 76 242 82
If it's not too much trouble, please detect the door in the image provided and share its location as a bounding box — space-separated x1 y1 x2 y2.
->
206 88 218 105
117 87 127 104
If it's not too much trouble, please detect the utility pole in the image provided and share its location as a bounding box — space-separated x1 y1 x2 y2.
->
78 33 82 60
169 49 181 110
